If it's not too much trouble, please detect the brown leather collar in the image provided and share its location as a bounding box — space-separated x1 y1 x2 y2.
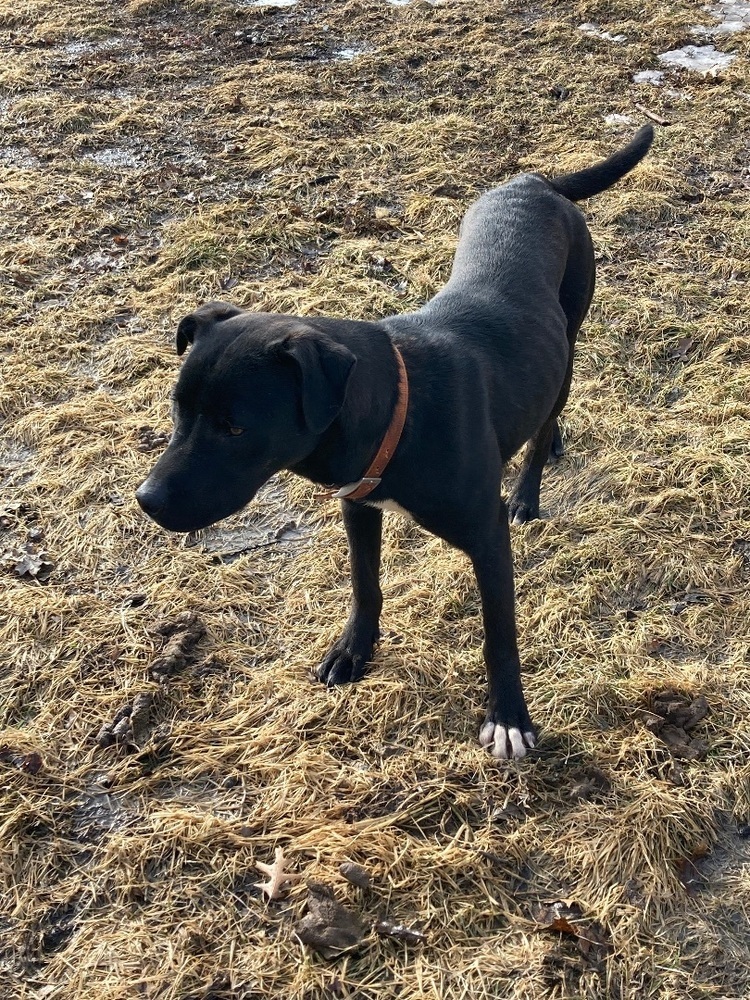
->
316 343 409 502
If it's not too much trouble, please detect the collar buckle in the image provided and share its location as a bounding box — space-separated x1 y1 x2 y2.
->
313 477 382 502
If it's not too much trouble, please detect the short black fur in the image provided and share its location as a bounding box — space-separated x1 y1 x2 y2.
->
137 127 654 759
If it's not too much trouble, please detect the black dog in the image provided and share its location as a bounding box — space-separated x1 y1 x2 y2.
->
137 126 654 759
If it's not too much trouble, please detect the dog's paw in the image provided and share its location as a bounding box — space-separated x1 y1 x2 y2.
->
479 720 536 760
315 628 376 686
507 497 539 526
315 649 368 686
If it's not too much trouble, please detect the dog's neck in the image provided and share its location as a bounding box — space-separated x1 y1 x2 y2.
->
290 322 401 490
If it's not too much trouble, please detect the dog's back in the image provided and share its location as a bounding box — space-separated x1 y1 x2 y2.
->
434 125 654 313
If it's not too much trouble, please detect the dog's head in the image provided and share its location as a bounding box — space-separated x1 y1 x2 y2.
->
136 302 356 532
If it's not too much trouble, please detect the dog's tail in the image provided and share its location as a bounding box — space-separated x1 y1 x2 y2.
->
548 125 654 202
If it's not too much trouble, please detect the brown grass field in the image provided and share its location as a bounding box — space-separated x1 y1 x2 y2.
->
2 1 749 997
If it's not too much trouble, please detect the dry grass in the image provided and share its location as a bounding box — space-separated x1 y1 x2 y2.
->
2 1 750 997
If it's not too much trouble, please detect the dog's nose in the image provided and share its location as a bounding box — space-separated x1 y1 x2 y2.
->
135 479 167 518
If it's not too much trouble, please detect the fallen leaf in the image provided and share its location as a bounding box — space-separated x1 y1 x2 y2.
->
294 883 365 956
569 767 611 802
255 847 303 900
0 745 43 774
576 921 612 960
15 550 44 576
5 542 54 581
676 843 709 895
339 862 371 888
532 900 584 935
531 901 611 965
669 336 694 360
550 914 578 934
489 801 525 823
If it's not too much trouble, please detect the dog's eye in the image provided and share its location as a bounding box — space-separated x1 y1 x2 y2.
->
224 422 244 436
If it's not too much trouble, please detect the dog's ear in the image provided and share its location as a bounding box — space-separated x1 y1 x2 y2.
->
176 315 198 356
273 332 357 434
175 302 245 356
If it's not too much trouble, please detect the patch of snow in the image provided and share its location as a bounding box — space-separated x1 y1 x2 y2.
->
333 46 369 60
664 87 693 101
657 44 736 74
578 22 627 43
605 113 635 125
633 69 664 85
693 1 750 36
243 0 297 6
83 147 143 169
69 250 126 274
60 39 123 57
105 88 136 101
0 146 39 169
62 41 100 56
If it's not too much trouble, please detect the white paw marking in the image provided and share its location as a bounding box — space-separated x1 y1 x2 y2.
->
479 722 535 760
511 512 527 526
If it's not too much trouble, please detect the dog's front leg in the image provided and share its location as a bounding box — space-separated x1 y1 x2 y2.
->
472 509 536 760
316 501 383 686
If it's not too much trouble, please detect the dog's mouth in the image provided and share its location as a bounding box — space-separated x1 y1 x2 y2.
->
136 503 218 535
135 479 251 534
144 511 221 534
135 476 264 534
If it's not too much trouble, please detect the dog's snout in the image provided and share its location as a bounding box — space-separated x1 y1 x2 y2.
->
136 479 167 518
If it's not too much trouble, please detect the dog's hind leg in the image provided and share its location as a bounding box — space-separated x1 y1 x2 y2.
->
316 501 383 686
508 410 561 525
508 366 574 524
509 242 595 524
549 418 563 462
